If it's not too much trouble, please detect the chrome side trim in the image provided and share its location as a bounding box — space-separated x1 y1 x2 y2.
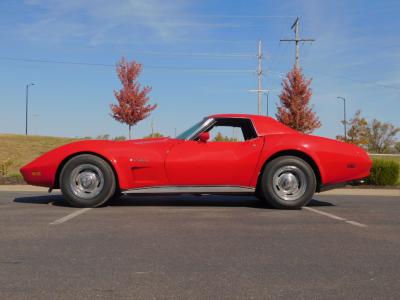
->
123 185 255 195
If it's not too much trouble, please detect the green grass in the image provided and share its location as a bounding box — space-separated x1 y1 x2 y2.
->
369 154 400 185
0 133 78 175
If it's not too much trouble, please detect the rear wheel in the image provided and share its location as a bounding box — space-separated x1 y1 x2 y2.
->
60 154 116 208
259 156 316 209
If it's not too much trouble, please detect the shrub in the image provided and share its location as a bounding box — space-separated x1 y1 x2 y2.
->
0 173 25 185
367 159 399 186
0 158 13 177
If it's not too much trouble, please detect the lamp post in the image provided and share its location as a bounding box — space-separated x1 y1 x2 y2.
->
25 83 35 135
249 89 271 116
337 96 346 141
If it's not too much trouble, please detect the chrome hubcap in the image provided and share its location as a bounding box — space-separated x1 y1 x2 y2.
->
272 166 307 201
70 164 104 199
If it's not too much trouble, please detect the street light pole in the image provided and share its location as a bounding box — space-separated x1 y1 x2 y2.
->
249 89 271 116
25 83 35 135
337 96 347 141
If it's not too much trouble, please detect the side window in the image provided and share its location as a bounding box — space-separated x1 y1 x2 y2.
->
208 126 245 142
204 118 257 142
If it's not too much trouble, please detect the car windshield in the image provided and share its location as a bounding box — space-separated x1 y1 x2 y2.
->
176 118 213 140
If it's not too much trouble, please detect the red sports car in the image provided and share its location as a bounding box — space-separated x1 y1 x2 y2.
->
20 114 372 209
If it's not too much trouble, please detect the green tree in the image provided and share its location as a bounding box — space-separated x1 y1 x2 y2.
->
96 134 110 140
213 132 238 142
113 136 126 141
366 119 400 153
143 132 164 138
336 110 368 148
395 142 400 153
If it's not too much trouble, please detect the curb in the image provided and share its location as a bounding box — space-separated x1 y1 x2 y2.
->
0 185 399 197
319 188 400 197
0 185 49 192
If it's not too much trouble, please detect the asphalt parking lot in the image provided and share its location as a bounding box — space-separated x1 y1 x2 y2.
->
1 191 400 299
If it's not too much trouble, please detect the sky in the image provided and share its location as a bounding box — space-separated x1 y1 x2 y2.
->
0 0 399 139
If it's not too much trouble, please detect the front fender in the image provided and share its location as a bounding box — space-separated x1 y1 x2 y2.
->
20 141 130 189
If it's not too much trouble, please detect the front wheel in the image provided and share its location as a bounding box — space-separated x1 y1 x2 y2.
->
259 156 316 209
60 154 116 208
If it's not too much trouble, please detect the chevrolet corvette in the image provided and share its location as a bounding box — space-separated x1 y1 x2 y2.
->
20 114 372 209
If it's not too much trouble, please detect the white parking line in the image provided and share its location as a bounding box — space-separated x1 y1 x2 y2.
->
344 220 368 228
49 208 92 225
304 207 368 228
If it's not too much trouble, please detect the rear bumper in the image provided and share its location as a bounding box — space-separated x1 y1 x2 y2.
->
318 179 366 193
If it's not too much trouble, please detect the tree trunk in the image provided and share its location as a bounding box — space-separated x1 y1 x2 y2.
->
128 125 131 140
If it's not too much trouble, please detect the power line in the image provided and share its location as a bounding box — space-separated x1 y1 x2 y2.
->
2 56 399 90
270 20 290 72
0 57 254 73
307 71 400 91
0 50 255 64
266 70 400 91
177 14 295 19
146 66 254 73
111 17 293 28
75 12 294 19
0 57 113 67
132 51 254 58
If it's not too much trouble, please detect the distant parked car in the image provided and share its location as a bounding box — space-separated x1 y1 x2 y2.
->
21 114 372 209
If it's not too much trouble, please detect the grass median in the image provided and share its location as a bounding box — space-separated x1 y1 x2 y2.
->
0 134 77 177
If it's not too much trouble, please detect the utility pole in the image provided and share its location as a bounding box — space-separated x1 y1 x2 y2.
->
337 97 347 141
280 17 315 69
150 118 154 137
249 40 268 115
25 83 35 135
249 89 271 116
257 40 263 115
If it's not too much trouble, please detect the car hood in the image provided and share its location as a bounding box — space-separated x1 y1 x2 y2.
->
22 137 179 171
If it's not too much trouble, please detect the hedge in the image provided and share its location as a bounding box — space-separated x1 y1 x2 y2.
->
366 159 400 186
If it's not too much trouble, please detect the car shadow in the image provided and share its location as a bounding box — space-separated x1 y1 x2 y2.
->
13 194 334 208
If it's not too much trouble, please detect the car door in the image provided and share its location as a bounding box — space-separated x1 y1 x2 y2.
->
164 138 264 186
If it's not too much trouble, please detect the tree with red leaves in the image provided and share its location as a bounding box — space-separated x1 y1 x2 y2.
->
110 57 157 139
276 67 321 133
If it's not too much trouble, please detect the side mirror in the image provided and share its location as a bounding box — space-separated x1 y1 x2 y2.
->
198 132 210 143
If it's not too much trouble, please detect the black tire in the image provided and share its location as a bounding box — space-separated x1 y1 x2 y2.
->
60 154 116 208
259 156 316 209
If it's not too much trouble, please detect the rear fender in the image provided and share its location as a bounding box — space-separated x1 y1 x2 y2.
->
250 135 325 187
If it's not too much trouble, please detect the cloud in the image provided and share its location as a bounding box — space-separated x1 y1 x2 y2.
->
20 0 197 44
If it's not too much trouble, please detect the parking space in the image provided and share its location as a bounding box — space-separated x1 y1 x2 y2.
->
1 191 400 299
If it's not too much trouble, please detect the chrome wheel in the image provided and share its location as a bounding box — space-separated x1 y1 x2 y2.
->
69 164 104 199
272 166 307 201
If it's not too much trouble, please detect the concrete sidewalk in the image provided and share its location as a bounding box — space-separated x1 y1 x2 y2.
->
0 185 399 197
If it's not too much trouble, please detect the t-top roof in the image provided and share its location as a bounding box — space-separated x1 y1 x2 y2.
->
208 113 298 136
